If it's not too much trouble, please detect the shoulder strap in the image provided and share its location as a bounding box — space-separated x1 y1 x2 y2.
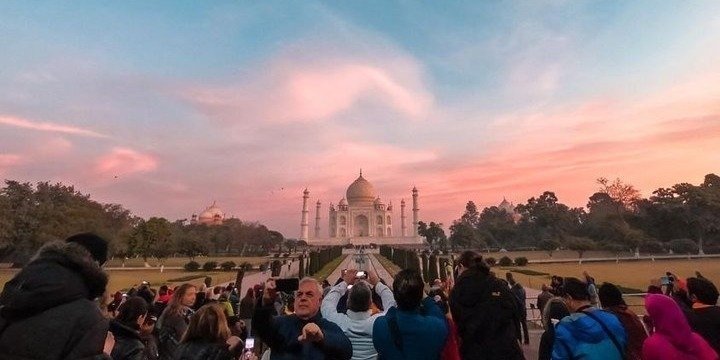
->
582 310 625 360
386 307 404 354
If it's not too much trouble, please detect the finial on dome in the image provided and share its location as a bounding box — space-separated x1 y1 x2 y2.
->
360 168 363 177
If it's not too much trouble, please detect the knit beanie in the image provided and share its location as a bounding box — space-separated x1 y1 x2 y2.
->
65 233 108 266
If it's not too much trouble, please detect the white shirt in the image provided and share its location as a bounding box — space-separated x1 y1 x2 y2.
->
321 281 396 360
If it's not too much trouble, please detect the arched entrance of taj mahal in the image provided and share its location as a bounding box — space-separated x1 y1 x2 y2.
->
354 214 369 237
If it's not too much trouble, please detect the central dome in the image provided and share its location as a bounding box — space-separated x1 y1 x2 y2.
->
346 173 376 206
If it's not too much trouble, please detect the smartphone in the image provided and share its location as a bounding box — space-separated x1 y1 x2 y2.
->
356 271 367 278
275 278 299 292
245 338 254 350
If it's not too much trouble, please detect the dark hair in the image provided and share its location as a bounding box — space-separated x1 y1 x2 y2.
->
687 277 720 305
347 281 372 312
458 250 484 269
598 282 625 307
159 285 169 296
505 272 515 285
116 296 149 330
137 286 156 306
562 277 590 301
394 269 425 311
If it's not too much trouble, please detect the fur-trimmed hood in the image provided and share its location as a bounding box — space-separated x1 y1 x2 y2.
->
0 241 108 320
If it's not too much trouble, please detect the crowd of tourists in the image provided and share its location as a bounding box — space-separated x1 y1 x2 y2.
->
0 232 719 360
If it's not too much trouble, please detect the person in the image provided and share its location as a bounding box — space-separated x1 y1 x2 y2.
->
321 269 396 360
322 279 332 298
428 287 461 360
108 291 125 318
156 283 197 359
685 277 720 354
643 294 717 359
0 233 113 359
110 296 150 360
583 271 600 307
538 297 570 360
449 251 523 360
219 292 235 318
598 282 647 360
536 284 554 317
174 303 244 360
253 277 353 360
552 277 627 360
506 272 530 345
373 269 448 360
238 288 256 336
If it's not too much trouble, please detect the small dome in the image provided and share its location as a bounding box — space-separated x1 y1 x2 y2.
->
339 198 347 206
199 201 224 224
498 197 515 213
347 173 376 206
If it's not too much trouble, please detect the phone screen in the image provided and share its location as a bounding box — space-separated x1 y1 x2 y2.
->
245 338 254 350
356 271 366 278
275 278 299 292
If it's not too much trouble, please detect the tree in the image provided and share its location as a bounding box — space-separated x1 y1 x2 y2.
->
449 221 481 250
538 238 560 258
565 236 596 259
596 177 642 214
515 191 582 248
418 221 447 249
459 201 481 228
127 217 173 266
668 239 698 255
477 206 517 248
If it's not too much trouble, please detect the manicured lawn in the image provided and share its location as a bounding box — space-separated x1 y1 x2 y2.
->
104 256 269 268
312 255 348 281
0 268 243 293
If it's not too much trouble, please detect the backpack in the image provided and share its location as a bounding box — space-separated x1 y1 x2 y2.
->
459 276 521 355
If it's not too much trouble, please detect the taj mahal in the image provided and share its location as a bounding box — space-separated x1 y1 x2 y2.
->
300 171 424 245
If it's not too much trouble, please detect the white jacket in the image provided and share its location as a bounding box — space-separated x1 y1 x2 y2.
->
321 281 396 360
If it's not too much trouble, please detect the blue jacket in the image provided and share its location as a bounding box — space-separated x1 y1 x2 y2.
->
552 307 627 360
372 297 448 360
253 303 353 360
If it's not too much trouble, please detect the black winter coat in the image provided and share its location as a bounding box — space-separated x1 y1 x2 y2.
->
449 266 524 360
173 341 235 360
110 320 147 360
0 241 110 360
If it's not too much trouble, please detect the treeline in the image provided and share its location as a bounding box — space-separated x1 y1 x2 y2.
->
0 180 288 263
431 174 720 256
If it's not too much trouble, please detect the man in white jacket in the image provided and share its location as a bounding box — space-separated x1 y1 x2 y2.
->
321 269 396 360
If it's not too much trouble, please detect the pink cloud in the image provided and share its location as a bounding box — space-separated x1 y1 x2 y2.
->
0 115 107 138
182 56 433 124
94 147 158 179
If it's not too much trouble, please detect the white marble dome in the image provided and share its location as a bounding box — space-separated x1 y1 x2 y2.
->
346 173 375 206
198 201 224 224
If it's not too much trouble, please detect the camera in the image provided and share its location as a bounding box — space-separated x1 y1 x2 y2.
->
275 278 299 292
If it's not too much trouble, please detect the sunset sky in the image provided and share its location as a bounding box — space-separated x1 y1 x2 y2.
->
1 1 719 238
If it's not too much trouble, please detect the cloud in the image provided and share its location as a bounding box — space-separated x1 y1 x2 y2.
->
0 115 108 138
94 147 158 179
182 53 433 125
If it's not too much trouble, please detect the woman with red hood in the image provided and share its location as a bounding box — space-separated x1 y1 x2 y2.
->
643 294 717 360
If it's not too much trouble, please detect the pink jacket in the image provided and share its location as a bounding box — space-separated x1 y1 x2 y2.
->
643 294 718 360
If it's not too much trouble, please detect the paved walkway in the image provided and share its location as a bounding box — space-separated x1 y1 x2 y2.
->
231 259 299 296
323 252 396 288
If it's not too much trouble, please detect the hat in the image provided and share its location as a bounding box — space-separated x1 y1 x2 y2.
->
65 233 108 265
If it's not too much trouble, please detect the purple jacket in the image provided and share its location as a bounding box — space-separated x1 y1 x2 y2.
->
643 294 718 360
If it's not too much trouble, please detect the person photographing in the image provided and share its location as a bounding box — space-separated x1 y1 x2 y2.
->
253 277 352 360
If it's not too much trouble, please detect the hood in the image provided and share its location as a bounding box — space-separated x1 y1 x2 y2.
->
645 294 695 350
453 267 493 307
110 319 142 340
0 241 108 320
559 310 613 344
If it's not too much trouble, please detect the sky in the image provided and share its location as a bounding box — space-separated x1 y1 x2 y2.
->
1 1 720 238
